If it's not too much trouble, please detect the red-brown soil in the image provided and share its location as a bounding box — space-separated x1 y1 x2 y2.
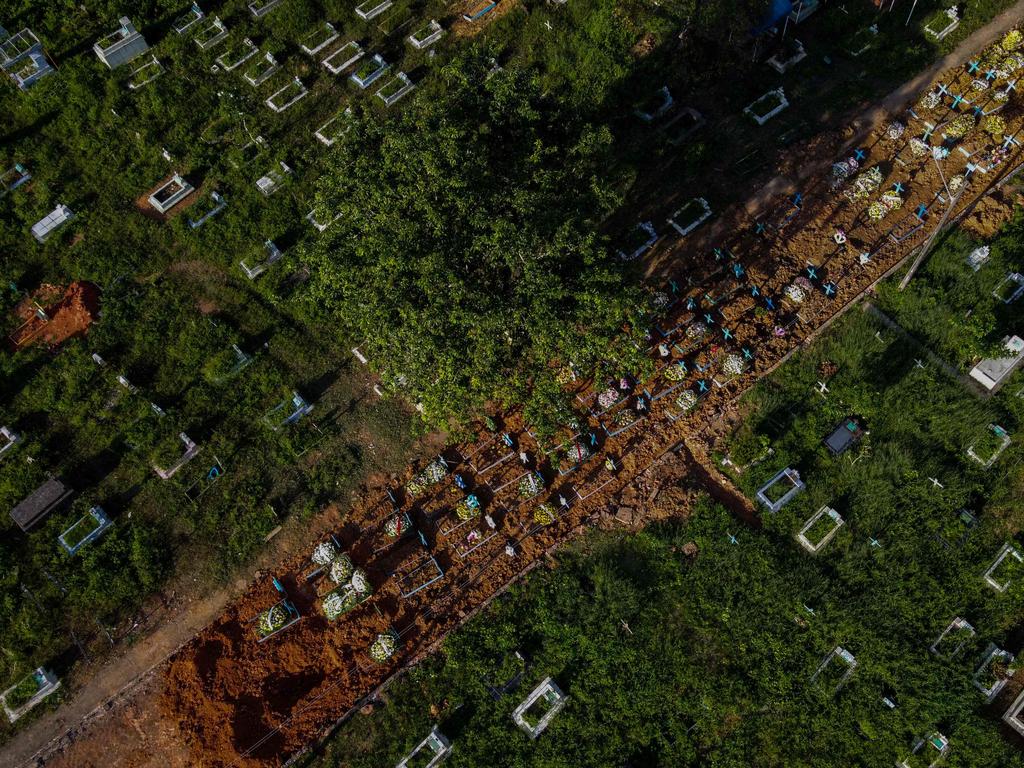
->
8 282 100 350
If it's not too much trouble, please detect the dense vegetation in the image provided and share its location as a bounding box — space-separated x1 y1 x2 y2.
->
303 309 1024 768
876 212 1024 368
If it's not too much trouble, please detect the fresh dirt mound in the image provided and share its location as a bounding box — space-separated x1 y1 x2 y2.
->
8 281 100 350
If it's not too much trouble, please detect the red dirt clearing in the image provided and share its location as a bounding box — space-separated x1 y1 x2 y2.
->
8 282 100 350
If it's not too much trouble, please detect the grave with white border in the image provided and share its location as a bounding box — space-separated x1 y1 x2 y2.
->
249 0 283 18
966 423 1010 468
930 617 975 659
351 54 388 89
256 161 291 196
668 198 711 236
0 426 21 458
969 335 1024 392
127 54 163 89
301 22 339 56
355 0 393 20
756 467 805 512
408 20 444 49
94 17 148 69
795 505 844 554
396 726 451 768
194 17 228 50
323 41 363 74
982 541 1022 592
215 37 257 71
1 669 59 723
148 173 194 214
173 4 204 35
58 505 112 555
512 677 567 739
31 204 74 243
265 77 308 112
809 646 857 693
316 109 353 146
972 643 1014 701
744 88 789 126
0 29 54 91
377 72 414 106
240 239 283 279
153 433 200 479
242 51 278 86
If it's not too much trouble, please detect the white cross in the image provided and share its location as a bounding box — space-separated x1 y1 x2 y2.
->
874 331 885 343
544 20 552 30
815 381 829 396
929 477 944 489
915 359 925 369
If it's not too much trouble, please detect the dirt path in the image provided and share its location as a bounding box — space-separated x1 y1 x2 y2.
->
741 0 1024 217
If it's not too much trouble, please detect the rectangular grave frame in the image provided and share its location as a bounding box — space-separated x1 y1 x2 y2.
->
788 0 819 23
1004 688 1024 736
969 335 1024 392
127 54 163 90
301 23 339 56
307 208 342 232
0 426 21 458
264 391 314 431
408 20 444 49
665 388 700 421
187 190 226 229
31 204 74 243
756 467 805 513
1 163 31 196
216 37 257 71
767 38 806 74
194 17 228 50
809 646 857 693
936 508 978 550
547 434 592 476
242 51 278 86
469 435 516 476
634 85 673 123
355 0 394 20
183 456 226 502
824 417 865 456
494 468 543 502
396 552 444 597
265 77 308 112
58 506 112 555
253 597 300 642
795 505 844 554
993 272 1024 304
930 616 975 659
744 88 788 126
316 109 352 146
1 668 59 723
173 4 205 35
668 198 711 237
249 0 283 18
972 643 1014 701
256 161 292 196
241 239 283 279
617 221 657 261
454 515 500 558
148 173 194 214
397 725 451 768
377 72 414 106
665 106 706 146
924 9 959 41
512 677 566 739
323 41 363 74
463 0 497 22
644 364 689 403
982 542 1022 592
94 17 149 69
351 54 388 89
898 733 950 768
153 432 200 480
601 399 646 438
967 423 1011 468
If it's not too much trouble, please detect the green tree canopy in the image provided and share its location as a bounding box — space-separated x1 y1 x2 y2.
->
303 52 645 435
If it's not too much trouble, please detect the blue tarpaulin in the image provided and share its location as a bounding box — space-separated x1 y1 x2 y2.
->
752 0 794 34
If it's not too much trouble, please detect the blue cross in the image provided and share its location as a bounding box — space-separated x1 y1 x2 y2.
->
418 530 428 548
713 247 724 260
704 313 714 325
686 297 695 310
589 432 597 448
853 148 866 161
755 222 766 234
966 162 979 176
937 83 949 96
733 263 744 278
695 360 708 372
869 537 881 548
704 293 716 305
765 297 775 311
806 266 817 281
951 93 966 108
676 361 687 373
823 282 836 297
454 474 466 490
727 532 738 545
892 181 904 194
968 60 980 74
669 279 679 294
986 69 997 81
793 193 803 207
743 347 753 360
973 105 984 117
722 327 733 340
502 432 513 447
751 285 760 297
915 204 928 220
698 379 708 392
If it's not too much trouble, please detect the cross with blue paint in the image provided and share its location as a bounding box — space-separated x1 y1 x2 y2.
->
698 379 709 393
965 161 979 177
742 347 753 360
967 60 980 74
704 292 716 305
806 266 817 281
973 105 984 117
1006 80 1018 95
589 432 598 448
951 93 966 108
733 263 744 278
823 282 837 297
704 313 714 325
727 532 739 545
722 327 733 340
922 125 934 141
686 297 696 310
765 297 775 311
502 432 513 447
869 537 881 548
669 279 679 294
1004 135 1020 150
751 285 760 298
676 361 687 373
892 181 904 194
986 69 997 81
915 203 928 220
853 148 866 162
755 222 766 235
793 192 803 208
937 83 949 97
713 247 724 260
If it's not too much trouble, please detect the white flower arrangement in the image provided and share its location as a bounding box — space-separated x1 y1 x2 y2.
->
785 284 807 303
312 541 338 566
369 633 398 663
598 387 621 409
687 322 707 340
886 121 905 140
675 390 697 411
919 90 941 110
258 604 287 636
722 355 744 376
329 555 354 584
908 137 930 157
972 78 990 91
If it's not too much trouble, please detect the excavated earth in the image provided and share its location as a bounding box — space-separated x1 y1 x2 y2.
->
30 28 1024 768
8 282 100 350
